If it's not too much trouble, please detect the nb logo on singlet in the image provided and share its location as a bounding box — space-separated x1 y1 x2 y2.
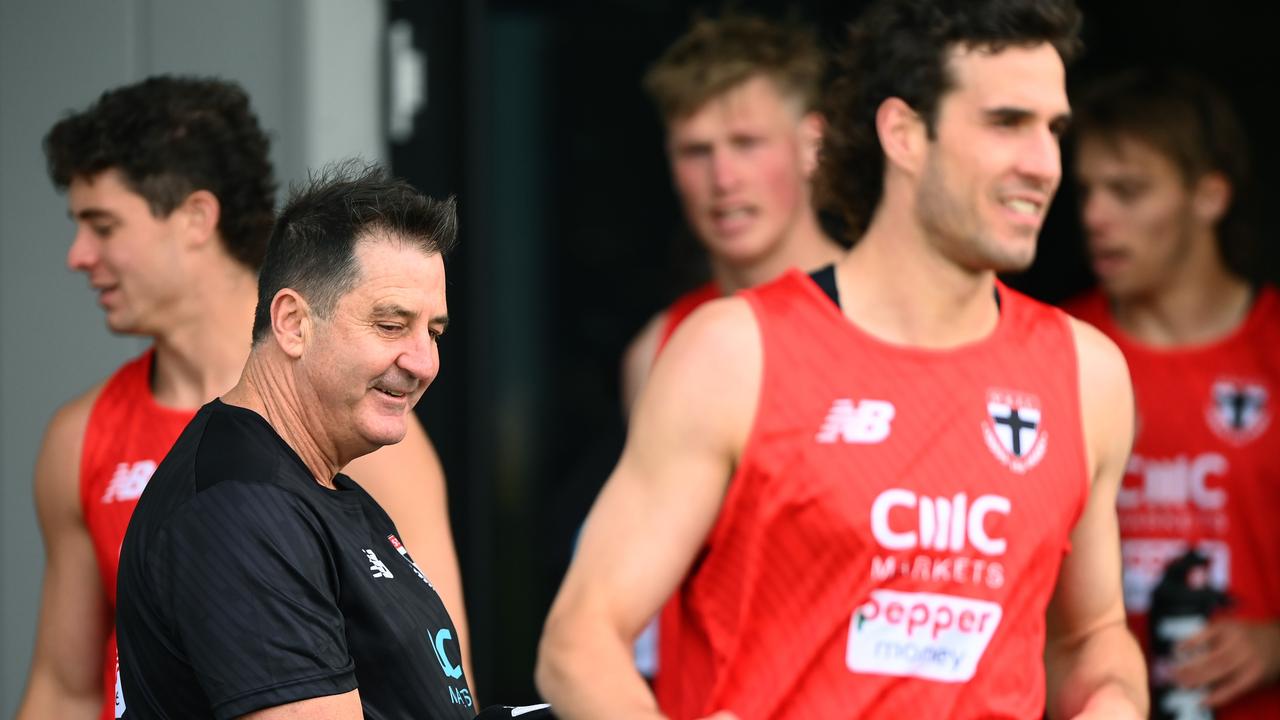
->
101 460 158 503
817 398 895 444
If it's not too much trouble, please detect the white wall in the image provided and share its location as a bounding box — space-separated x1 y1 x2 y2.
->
0 0 385 712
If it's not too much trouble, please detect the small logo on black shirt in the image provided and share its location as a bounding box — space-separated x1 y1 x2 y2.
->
364 549 394 579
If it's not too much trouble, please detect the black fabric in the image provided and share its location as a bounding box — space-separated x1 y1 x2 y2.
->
810 263 1004 312
810 264 840 309
117 399 474 719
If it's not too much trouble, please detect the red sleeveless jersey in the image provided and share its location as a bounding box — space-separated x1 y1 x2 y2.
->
657 282 721 354
1068 288 1280 719
656 270 1089 719
80 349 195 719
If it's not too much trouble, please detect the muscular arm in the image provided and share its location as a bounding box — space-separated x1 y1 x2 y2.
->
1045 319 1148 719
346 416 472 690
16 389 111 720
537 300 759 720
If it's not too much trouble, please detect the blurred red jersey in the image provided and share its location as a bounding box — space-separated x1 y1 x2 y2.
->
1068 288 1280 719
81 349 195 719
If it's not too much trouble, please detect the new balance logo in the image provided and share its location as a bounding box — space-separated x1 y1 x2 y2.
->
817 399 896 444
364 549 394 578
101 460 157 503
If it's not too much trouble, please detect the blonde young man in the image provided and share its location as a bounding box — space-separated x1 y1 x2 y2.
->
17 78 470 720
539 0 1147 718
621 14 844 413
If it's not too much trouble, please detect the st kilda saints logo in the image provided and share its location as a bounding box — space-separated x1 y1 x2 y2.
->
981 389 1047 474
1206 379 1270 445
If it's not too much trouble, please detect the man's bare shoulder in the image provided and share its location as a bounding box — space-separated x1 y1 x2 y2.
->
639 296 761 437
657 296 759 371
620 309 670 412
43 379 110 451
1066 315 1130 392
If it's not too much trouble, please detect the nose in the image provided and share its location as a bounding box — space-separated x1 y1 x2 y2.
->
1080 187 1111 238
1016 126 1062 188
397 329 440 388
710 148 741 193
66 226 99 272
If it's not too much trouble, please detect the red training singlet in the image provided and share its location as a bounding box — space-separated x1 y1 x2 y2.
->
1068 288 1280 719
656 270 1090 719
81 349 195 719
656 282 721 354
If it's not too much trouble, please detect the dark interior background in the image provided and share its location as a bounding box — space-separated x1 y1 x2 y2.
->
387 0 1280 704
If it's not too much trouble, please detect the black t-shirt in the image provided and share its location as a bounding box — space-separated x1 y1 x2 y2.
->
117 399 474 719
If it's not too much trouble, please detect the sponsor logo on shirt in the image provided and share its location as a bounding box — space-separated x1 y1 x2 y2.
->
1206 379 1270 445
1117 452 1230 538
387 534 434 589
816 398 895 444
101 460 157 503
868 489 1010 590
981 389 1047 474
363 549 394 579
431 627 472 707
846 589 1003 682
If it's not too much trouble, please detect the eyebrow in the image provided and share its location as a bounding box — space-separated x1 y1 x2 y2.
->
984 106 1072 131
69 208 119 222
371 303 449 331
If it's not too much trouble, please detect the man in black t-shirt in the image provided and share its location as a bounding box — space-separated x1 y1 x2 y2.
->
117 163 476 719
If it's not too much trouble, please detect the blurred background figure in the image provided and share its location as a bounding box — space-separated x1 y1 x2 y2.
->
621 12 842 414
619 11 843 679
1066 67 1280 718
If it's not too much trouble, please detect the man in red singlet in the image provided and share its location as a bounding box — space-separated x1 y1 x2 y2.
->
1067 68 1280 718
620 14 844 413
16 77 471 720
537 1 1148 718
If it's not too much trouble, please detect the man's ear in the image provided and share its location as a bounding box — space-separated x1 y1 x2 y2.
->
176 189 221 249
799 111 826 178
271 289 310 359
1192 171 1232 226
877 97 928 176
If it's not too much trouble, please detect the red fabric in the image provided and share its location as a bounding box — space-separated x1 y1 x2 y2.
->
1067 288 1280 719
656 270 1089 719
80 349 195 719
656 282 722 355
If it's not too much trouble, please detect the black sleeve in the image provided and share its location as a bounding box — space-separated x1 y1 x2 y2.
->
157 481 356 719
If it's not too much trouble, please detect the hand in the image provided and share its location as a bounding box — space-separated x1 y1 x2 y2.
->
697 713 740 720
1174 618 1280 707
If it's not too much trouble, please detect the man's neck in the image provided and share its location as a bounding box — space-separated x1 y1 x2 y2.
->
1110 264 1254 348
709 210 843 293
223 354 344 488
834 202 1000 349
149 262 259 409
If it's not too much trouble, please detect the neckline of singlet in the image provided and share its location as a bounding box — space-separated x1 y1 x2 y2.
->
806 263 1003 312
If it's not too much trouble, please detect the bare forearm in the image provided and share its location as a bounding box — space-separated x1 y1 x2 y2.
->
16 677 100 720
536 614 665 720
1046 621 1148 719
